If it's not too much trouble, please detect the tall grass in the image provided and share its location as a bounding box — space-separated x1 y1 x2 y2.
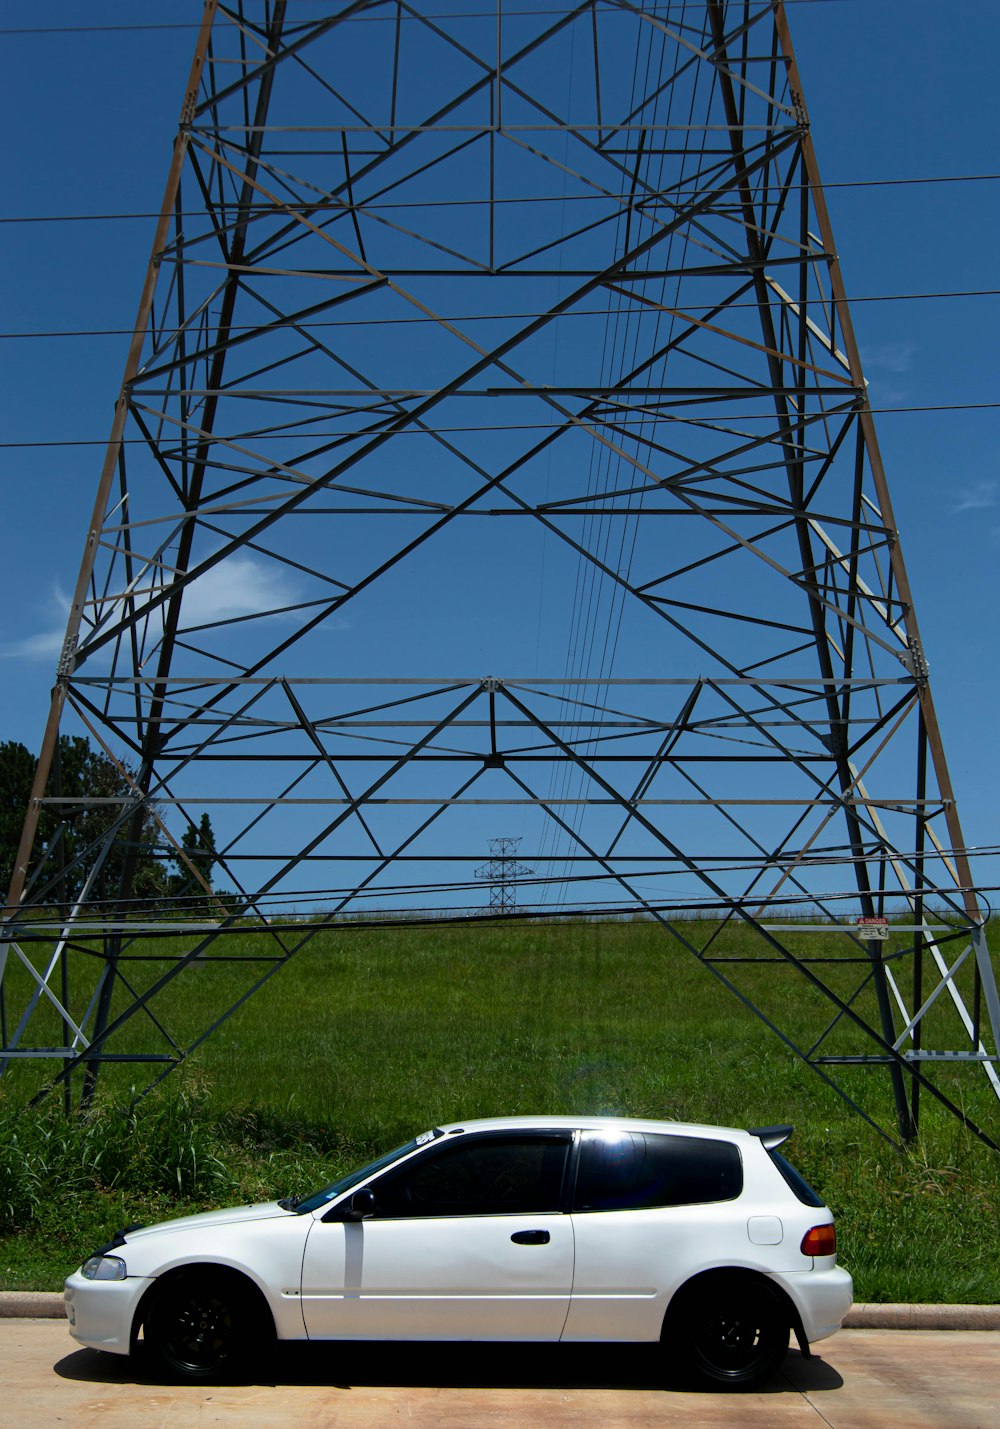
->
0 1084 232 1228
2 917 999 1301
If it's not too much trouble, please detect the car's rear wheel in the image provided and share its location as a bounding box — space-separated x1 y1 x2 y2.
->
668 1276 789 1389
143 1270 266 1381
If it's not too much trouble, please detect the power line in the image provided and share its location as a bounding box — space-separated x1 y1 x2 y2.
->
3 172 999 227
0 3 862 38
2 289 998 342
1 402 997 451
1 23 204 35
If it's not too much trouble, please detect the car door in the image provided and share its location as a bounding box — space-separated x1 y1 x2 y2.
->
562 1129 744 1342
301 1130 575 1341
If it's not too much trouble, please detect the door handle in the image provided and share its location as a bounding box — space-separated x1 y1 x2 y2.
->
511 1229 550 1245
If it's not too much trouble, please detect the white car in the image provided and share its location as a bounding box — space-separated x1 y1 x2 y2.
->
64 1115 853 1388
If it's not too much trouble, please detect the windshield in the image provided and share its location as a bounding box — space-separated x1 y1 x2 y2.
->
291 1129 442 1214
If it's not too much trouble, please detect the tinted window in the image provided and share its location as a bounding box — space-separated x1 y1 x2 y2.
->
294 1131 441 1214
574 1131 741 1211
373 1134 571 1218
767 1149 825 1207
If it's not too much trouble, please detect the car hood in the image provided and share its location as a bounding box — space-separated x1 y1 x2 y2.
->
124 1200 291 1241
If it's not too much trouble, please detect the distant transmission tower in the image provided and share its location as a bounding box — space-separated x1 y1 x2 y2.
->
476 839 534 914
3 2 997 1146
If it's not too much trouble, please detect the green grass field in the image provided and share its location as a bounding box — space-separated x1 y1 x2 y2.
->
3 916 999 1303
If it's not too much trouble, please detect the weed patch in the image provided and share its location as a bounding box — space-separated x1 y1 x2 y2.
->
2 918 1000 1301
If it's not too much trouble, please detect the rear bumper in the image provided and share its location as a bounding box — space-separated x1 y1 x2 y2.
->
779 1265 854 1344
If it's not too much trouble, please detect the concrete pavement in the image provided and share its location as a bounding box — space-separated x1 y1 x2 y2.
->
3 1319 999 1428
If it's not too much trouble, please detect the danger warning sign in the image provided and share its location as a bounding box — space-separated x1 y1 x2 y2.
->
857 916 889 941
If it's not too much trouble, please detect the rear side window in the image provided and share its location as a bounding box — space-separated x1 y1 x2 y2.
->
574 1131 742 1211
767 1149 825 1207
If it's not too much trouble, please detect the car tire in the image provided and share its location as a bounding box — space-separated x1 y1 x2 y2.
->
668 1276 789 1389
143 1269 267 1381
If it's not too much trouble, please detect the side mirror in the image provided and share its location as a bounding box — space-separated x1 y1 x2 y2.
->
341 1186 376 1222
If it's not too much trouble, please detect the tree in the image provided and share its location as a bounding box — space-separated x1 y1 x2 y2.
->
1 736 170 909
1 740 38 902
1 738 223 912
170 812 218 898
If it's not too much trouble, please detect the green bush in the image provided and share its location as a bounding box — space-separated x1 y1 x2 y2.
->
0 1084 231 1234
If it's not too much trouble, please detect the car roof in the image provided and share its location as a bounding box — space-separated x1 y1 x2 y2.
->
434 1115 757 1143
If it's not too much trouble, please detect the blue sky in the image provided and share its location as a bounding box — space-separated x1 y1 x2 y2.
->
2 0 998 902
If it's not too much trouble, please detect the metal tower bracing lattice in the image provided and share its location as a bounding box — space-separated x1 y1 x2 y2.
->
2 1 998 1146
476 837 534 913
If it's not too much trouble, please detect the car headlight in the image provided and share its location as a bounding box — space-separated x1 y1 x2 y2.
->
81 1254 127 1281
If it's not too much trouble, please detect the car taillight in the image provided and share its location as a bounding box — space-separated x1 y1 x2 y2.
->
800 1222 837 1257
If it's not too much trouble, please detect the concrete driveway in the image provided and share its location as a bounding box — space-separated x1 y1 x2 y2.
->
5 1320 997 1428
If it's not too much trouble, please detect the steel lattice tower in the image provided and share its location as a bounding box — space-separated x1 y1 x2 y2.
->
476 838 534 913
2 1 997 1145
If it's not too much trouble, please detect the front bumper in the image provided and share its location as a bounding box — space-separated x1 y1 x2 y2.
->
64 1270 155 1356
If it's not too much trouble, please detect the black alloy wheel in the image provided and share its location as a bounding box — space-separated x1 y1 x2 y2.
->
144 1272 257 1381
677 1280 789 1389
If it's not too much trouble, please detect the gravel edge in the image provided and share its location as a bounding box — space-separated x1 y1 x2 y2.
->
2 1291 999 1328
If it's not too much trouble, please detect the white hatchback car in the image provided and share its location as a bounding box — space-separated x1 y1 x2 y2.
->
65 1115 853 1388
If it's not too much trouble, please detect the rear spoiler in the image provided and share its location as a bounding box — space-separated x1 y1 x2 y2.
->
747 1124 792 1150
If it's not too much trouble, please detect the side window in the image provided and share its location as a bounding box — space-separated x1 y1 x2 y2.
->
767 1149 825 1207
373 1135 571 1218
574 1131 742 1211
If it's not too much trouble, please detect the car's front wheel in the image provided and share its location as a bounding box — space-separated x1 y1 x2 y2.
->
143 1269 268 1381
667 1275 790 1389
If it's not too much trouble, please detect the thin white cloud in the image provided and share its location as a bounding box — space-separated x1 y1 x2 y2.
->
179 553 349 635
180 554 302 627
872 384 909 406
0 583 71 661
1 553 344 663
863 342 916 375
953 481 997 514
